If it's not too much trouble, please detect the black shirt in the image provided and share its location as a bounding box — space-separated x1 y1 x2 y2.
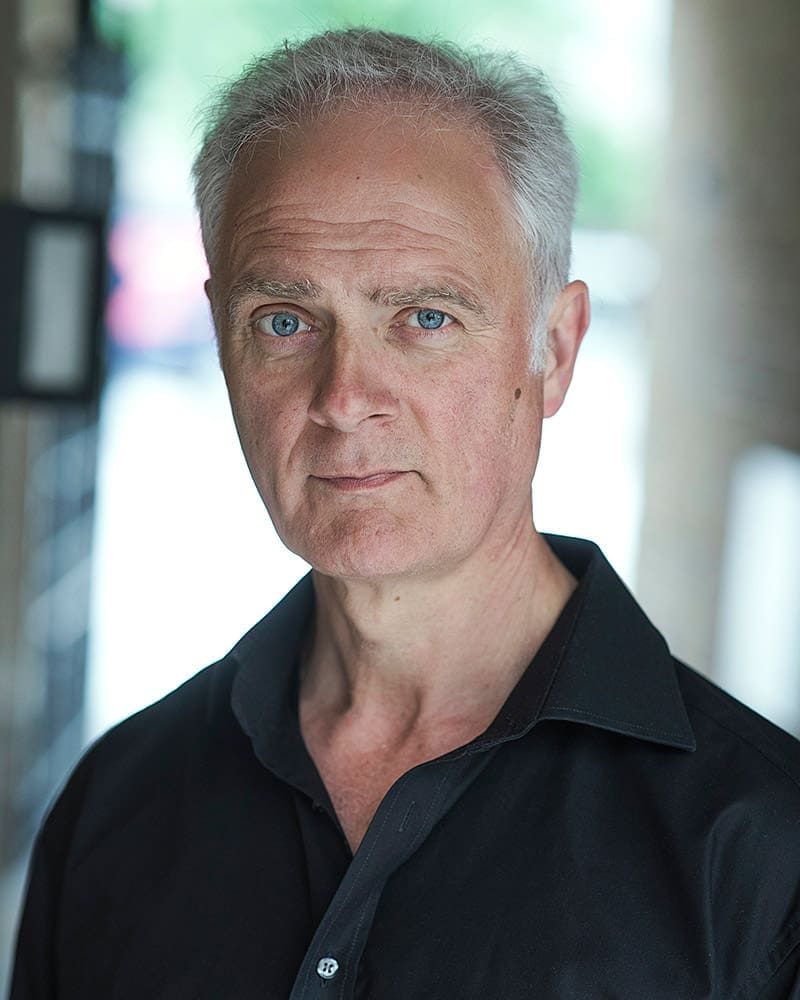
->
10 535 800 999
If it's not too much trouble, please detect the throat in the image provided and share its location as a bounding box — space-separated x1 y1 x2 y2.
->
300 711 491 854
298 534 578 849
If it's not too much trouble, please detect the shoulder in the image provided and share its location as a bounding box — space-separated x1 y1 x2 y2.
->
674 658 800 846
38 655 243 862
37 576 312 862
676 658 800 797
86 654 239 782
673 660 800 995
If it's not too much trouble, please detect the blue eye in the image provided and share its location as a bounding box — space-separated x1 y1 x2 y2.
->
405 309 456 334
255 311 310 338
270 312 300 336
415 309 446 329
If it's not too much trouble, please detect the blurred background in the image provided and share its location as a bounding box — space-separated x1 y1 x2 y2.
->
1 0 799 991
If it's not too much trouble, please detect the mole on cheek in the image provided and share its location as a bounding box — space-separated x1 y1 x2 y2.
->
514 387 522 400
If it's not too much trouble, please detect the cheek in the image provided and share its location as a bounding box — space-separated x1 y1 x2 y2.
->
226 371 302 481
457 374 541 488
431 372 518 472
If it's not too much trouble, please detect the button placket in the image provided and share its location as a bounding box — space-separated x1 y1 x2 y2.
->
289 750 497 999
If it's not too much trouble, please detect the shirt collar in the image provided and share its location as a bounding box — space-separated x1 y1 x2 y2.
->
479 535 696 752
230 534 696 780
229 572 318 793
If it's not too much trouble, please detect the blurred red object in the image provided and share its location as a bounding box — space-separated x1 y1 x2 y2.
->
106 212 210 349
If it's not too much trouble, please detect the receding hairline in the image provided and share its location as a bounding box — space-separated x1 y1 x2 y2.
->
230 88 497 161
206 96 521 273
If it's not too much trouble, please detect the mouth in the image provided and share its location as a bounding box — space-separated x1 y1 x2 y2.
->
311 471 409 491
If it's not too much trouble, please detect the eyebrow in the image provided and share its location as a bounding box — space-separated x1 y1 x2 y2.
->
367 285 487 320
225 276 322 326
224 274 487 326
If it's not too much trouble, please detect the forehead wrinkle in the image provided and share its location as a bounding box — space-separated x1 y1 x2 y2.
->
230 194 476 246
233 217 467 251
379 200 474 236
227 229 464 279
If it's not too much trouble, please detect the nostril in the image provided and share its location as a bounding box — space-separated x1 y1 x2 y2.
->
308 392 390 431
308 369 398 431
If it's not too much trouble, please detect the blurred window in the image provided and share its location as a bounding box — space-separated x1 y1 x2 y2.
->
714 446 800 736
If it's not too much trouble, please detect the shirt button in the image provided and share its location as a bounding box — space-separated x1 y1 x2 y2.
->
316 956 339 980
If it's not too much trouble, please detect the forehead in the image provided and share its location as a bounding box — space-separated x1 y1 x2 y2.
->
214 104 528 297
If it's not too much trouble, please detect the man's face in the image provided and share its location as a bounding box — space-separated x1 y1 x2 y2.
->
210 106 553 581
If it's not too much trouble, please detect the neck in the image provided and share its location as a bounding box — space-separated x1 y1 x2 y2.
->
299 526 576 750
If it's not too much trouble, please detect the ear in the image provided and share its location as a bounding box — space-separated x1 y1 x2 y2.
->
204 278 224 361
542 280 590 419
204 277 221 330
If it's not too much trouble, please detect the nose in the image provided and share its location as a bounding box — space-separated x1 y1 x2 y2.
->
307 338 399 432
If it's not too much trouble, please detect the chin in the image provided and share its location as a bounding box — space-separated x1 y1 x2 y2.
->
303 538 430 582
285 510 440 581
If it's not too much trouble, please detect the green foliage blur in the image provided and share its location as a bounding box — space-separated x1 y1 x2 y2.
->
96 0 657 230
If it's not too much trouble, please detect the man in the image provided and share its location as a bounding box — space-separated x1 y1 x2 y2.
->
10 28 800 999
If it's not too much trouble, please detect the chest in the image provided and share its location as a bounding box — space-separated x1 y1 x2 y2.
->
311 748 419 853
301 718 481 853
58 721 752 1000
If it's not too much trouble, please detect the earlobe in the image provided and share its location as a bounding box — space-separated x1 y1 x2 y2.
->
542 280 590 419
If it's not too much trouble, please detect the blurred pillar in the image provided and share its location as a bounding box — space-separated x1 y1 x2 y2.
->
0 2 19 190
0 0 36 986
0 0 123 991
637 0 800 671
0 0 32 871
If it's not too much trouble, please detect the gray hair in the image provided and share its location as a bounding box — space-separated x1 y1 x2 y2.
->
192 28 578 370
